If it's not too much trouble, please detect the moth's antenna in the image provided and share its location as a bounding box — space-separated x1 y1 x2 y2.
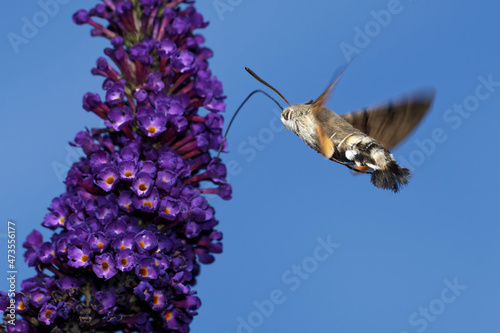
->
216 89 284 160
245 67 292 106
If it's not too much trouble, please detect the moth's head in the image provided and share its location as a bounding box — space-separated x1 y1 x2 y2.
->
281 106 296 130
281 101 312 130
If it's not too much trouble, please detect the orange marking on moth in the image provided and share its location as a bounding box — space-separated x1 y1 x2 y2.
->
353 165 371 172
315 125 334 158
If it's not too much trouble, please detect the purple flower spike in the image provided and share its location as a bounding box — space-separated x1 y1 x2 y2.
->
18 1 229 331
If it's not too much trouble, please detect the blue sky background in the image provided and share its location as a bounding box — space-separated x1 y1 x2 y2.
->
1 0 499 332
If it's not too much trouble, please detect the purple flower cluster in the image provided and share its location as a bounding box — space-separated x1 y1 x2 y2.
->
0 1 229 332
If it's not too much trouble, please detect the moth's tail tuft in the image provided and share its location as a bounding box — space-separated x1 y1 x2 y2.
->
370 161 412 193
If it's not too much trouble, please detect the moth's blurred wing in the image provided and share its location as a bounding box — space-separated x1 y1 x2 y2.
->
311 62 351 111
341 90 436 149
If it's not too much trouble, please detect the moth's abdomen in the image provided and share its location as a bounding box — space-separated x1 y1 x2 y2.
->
339 134 411 192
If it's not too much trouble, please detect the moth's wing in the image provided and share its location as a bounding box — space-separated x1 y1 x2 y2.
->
310 63 352 158
341 89 435 149
311 62 351 110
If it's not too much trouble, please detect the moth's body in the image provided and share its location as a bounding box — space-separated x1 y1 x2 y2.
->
244 67 435 192
282 105 391 171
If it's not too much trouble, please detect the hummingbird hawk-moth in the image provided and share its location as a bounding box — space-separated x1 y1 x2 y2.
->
243 66 435 193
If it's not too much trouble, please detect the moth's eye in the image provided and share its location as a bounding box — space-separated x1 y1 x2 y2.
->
282 109 293 120
304 99 313 105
